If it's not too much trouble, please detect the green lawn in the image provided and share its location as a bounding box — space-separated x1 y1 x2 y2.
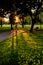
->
0 24 43 32
0 29 43 65
0 25 11 32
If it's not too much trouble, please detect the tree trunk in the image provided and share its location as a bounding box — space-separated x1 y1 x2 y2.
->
0 20 2 27
9 13 13 30
21 15 24 28
1 20 2 27
22 22 24 28
10 21 13 30
30 19 35 32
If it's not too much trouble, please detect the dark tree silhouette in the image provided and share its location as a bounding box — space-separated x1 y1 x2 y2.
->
0 20 2 27
21 15 24 28
15 0 43 32
9 13 13 30
0 0 43 31
1 20 2 27
0 0 15 29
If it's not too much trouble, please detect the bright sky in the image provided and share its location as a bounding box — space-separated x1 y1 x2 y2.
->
4 18 9 22
31 8 36 14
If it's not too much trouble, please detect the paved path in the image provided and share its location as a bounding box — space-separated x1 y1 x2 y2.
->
0 30 25 41
0 30 26 42
0 32 12 41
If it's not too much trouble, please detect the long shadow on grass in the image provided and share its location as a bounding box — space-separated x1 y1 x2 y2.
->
9 33 19 65
17 32 43 65
29 32 43 46
17 33 35 65
0 33 19 65
27 32 43 65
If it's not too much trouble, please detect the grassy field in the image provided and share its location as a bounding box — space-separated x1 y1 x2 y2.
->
0 24 43 32
0 25 43 65
0 25 11 32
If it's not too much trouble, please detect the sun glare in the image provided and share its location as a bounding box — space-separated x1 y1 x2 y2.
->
4 18 9 22
14 16 20 23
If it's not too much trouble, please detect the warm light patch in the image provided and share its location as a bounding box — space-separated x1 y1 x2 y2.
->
4 18 9 22
14 16 20 23
0 17 4 21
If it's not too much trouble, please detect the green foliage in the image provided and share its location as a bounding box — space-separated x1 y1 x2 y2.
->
39 12 43 22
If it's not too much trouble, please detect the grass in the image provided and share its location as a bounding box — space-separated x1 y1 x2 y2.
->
0 24 43 32
0 25 11 32
0 36 12 65
17 31 43 65
0 25 43 65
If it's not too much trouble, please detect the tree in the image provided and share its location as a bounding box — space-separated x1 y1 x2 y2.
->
0 0 15 29
30 2 42 32
20 15 25 28
9 13 13 30
0 20 2 27
15 0 43 32
0 0 43 31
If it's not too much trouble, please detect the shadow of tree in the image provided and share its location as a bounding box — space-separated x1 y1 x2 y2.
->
8 33 19 65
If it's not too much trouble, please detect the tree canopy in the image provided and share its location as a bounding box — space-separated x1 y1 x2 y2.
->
0 0 43 13
0 0 43 31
